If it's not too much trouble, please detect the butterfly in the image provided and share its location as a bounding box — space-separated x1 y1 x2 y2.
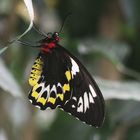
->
28 32 105 127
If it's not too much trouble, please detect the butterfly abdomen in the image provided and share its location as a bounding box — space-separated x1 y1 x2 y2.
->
29 57 43 87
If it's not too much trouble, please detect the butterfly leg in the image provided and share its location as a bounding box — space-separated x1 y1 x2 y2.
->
17 40 41 47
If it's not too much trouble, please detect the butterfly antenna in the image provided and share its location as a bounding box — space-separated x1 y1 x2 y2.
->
58 13 72 34
33 24 47 37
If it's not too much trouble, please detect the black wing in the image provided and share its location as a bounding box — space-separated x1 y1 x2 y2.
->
58 45 105 127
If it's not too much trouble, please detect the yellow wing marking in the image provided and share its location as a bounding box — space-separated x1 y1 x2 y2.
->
30 73 40 79
31 69 41 75
57 94 64 101
32 83 39 91
30 83 39 99
63 84 70 93
29 78 38 87
35 58 43 64
31 91 38 99
65 71 71 81
32 63 42 70
48 97 56 104
28 58 43 87
37 97 46 105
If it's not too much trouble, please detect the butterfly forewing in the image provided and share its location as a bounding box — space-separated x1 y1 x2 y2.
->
58 46 105 127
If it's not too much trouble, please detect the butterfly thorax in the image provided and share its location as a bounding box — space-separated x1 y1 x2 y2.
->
40 32 60 53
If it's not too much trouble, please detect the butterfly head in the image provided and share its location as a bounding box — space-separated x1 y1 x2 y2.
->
41 32 60 52
44 32 60 43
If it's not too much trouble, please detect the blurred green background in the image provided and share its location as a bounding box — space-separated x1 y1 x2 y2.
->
0 0 140 140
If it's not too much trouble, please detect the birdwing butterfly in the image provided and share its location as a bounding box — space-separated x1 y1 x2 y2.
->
28 31 105 127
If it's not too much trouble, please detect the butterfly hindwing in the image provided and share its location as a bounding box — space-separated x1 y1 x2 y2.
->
57 46 105 127
28 49 72 110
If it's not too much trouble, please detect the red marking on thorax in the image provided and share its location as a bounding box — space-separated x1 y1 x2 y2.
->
41 42 56 53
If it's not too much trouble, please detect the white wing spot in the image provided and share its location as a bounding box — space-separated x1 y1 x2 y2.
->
72 96 77 101
35 105 41 109
83 92 89 113
89 92 94 103
49 85 57 98
57 83 62 87
43 84 50 99
50 85 57 93
89 85 97 97
35 82 45 98
77 97 83 113
29 99 32 103
70 58 80 77
72 105 76 108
